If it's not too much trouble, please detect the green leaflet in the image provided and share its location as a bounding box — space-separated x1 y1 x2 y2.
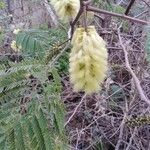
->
0 27 68 149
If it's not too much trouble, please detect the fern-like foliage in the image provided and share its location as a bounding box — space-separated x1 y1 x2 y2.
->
0 62 67 149
16 28 66 59
0 28 69 150
16 29 50 58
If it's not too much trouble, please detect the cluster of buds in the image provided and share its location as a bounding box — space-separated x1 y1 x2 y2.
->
45 41 63 64
11 29 21 52
69 26 108 93
10 40 21 52
51 0 80 21
126 115 150 127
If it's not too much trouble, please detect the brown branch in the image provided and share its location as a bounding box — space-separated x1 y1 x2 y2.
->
82 0 91 5
83 5 87 31
94 14 104 20
70 0 83 38
117 29 150 106
70 0 148 39
125 0 136 15
70 0 91 38
87 6 148 25
126 128 137 150
142 0 150 7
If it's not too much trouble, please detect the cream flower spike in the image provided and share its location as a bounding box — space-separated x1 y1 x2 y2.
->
51 0 80 21
69 26 108 94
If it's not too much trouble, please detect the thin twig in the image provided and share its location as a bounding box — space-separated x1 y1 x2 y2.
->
126 128 137 150
83 5 87 31
135 10 148 18
87 6 148 25
43 0 58 26
115 114 127 150
94 14 104 20
70 0 91 38
142 0 150 7
115 95 129 150
117 29 150 106
65 94 87 126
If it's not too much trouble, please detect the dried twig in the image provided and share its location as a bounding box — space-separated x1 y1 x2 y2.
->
87 6 148 25
43 0 58 26
65 94 86 126
117 29 150 106
70 0 148 39
70 0 91 36
126 128 137 150
70 0 83 38
115 115 127 150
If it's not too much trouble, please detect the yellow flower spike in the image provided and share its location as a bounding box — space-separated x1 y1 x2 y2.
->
51 0 80 21
69 26 108 94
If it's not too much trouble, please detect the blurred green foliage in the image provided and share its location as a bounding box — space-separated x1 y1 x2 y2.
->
0 27 69 149
0 2 5 9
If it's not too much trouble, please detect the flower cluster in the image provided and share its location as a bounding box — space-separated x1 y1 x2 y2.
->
69 26 108 93
51 0 80 21
10 40 21 52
